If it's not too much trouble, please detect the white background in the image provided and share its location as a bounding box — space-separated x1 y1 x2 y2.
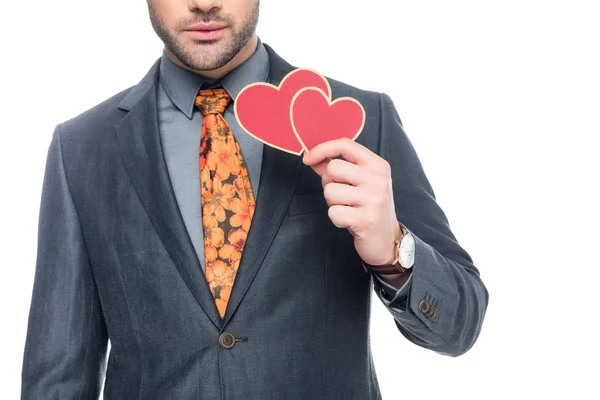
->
2 1 599 399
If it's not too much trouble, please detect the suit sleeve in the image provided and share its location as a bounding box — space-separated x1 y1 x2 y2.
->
21 125 109 399
371 93 489 357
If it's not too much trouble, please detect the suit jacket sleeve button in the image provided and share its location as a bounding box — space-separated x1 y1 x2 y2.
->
419 300 431 315
219 332 236 349
429 309 437 321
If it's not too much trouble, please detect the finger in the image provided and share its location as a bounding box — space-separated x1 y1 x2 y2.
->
321 158 366 187
309 158 331 177
327 204 362 230
323 182 364 207
303 138 376 168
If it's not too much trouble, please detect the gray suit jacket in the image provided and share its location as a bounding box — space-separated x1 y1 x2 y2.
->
21 44 488 399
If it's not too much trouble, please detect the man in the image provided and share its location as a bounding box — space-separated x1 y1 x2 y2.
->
21 0 489 399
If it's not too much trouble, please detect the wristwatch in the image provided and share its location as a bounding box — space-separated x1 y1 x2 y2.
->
362 222 415 275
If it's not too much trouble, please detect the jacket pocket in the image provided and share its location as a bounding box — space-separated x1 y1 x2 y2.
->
287 190 329 216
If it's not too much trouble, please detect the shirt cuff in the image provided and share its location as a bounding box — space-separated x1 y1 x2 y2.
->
372 271 413 312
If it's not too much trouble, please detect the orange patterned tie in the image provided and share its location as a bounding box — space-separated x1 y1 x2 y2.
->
195 88 256 318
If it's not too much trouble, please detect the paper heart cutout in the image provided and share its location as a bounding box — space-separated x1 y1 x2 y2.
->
234 68 331 155
290 87 366 152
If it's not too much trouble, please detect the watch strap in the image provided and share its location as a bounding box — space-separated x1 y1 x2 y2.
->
361 222 409 275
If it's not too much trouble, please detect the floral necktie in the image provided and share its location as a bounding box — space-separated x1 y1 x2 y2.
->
195 88 256 318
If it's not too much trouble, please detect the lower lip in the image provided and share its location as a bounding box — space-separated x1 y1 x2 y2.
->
185 28 226 41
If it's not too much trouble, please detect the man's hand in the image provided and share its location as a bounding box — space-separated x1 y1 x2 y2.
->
302 138 400 266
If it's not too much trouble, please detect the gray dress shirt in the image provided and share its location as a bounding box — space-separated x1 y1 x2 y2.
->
157 39 410 301
158 40 268 271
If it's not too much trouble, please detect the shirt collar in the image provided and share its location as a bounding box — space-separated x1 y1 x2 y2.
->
159 37 270 119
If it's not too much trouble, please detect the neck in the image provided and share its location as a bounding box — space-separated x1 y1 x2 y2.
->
166 34 258 80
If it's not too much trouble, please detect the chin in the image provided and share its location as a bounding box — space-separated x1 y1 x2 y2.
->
188 56 229 72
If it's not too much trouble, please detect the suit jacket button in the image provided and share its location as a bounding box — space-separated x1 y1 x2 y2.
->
429 308 437 321
419 300 431 315
219 332 236 349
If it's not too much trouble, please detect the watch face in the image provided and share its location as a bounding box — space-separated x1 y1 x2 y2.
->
399 232 416 269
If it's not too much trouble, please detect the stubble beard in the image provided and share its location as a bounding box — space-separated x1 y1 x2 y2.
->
149 1 259 71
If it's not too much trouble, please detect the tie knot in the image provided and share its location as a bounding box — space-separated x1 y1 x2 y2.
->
195 88 231 116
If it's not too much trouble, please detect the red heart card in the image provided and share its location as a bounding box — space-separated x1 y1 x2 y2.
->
290 87 366 152
234 68 331 155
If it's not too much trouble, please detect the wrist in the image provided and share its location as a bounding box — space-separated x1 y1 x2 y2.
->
361 221 414 279
381 221 403 265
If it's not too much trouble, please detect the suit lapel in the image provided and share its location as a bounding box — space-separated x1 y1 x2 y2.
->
115 60 224 330
222 45 302 325
115 44 302 329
